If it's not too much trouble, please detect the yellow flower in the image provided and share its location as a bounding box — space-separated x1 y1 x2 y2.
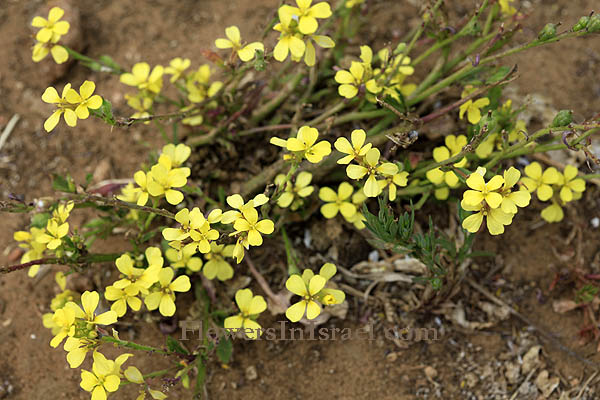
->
32 37 68 64
499 0 517 15
31 7 70 43
165 247 203 273
221 193 269 224
558 165 585 202
285 270 326 322
459 97 490 124
317 263 345 305
161 143 191 168
499 167 531 214
520 162 560 201
541 201 564 222
378 170 409 201
164 57 190 82
147 160 189 205
181 209 220 254
49 307 76 348
279 0 332 35
335 61 365 99
52 201 74 224
334 129 372 164
303 34 335 67
14 228 46 275
64 337 95 368
461 199 514 235
125 94 153 120
273 8 306 62
346 148 398 197
112 250 162 296
65 80 103 119
37 218 69 250
41 84 77 132
144 267 191 317
131 170 152 206
463 168 504 208
80 352 122 400
346 191 367 229
203 243 235 281
104 285 142 318
215 26 264 62
186 65 223 103
284 126 332 163
319 182 357 219
66 291 118 326
120 62 164 94
224 289 267 339
276 171 314 209
233 207 275 246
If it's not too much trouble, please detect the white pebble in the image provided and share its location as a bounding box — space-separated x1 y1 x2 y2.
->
591 217 599 228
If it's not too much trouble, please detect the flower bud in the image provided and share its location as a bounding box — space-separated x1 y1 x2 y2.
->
551 110 573 127
538 23 557 40
588 14 600 33
572 16 590 32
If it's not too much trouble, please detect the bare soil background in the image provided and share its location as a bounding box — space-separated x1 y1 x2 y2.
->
0 0 599 399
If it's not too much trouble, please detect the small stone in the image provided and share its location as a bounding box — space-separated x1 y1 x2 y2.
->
245 365 257 381
591 217 599 228
424 366 437 380
386 352 398 362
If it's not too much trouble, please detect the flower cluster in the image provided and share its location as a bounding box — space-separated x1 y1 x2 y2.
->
285 263 345 322
275 171 315 210
14 201 75 278
521 163 586 222
42 81 103 132
31 6 70 64
426 134 467 200
118 143 191 207
461 167 531 235
338 130 408 198
273 0 335 66
271 125 332 163
335 44 416 101
222 194 275 263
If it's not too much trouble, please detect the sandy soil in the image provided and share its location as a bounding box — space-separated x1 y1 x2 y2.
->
1 0 599 399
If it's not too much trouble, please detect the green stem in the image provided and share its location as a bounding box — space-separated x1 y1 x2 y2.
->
1 253 119 274
251 73 303 124
101 336 174 356
64 47 123 74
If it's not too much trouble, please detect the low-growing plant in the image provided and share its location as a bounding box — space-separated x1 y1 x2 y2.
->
3 0 600 398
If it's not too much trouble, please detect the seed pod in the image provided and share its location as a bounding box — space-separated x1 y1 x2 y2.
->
538 23 557 40
588 14 600 33
551 110 573 127
572 16 590 31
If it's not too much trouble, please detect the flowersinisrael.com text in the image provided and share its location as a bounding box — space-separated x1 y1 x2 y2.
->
180 320 441 342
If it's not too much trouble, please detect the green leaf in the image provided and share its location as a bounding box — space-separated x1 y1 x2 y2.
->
98 55 123 71
90 99 116 126
166 335 189 354
281 227 300 275
216 337 233 364
31 212 51 229
486 66 511 84
52 173 76 193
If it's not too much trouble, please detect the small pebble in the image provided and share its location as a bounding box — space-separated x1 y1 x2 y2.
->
591 217 599 228
245 365 257 381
